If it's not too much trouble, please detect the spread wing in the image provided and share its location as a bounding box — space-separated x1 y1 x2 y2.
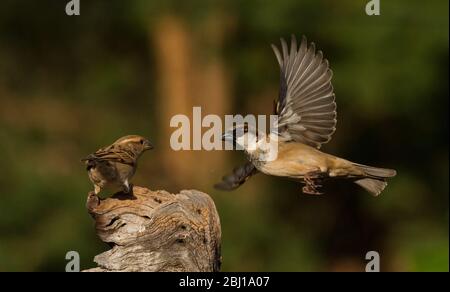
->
214 162 259 191
272 35 336 148
82 145 136 166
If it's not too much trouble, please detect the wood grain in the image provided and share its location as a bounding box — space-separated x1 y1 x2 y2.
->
84 186 221 272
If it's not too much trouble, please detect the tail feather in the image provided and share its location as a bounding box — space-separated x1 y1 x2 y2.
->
353 163 397 178
353 163 396 196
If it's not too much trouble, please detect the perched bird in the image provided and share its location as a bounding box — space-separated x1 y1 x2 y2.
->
215 35 396 196
82 135 153 195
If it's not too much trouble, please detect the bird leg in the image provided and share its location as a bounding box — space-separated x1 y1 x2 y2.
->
122 180 133 195
302 171 324 195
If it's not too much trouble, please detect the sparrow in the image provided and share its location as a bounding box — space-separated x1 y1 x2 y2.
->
82 135 153 195
215 35 396 196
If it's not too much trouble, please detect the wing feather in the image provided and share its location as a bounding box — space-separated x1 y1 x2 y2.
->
272 35 337 148
83 145 136 166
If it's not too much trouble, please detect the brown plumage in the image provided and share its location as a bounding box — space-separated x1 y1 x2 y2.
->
216 35 396 196
82 135 153 194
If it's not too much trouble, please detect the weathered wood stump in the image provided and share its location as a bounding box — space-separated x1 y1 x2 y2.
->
83 186 222 272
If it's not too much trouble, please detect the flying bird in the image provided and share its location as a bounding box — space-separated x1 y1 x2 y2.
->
82 135 153 195
215 35 396 196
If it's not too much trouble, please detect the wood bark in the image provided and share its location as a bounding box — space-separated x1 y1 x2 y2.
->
83 186 221 272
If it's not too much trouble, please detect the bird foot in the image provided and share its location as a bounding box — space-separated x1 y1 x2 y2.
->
117 183 136 200
302 172 324 195
86 191 101 214
123 183 134 194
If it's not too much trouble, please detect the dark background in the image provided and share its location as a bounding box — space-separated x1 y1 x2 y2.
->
0 0 448 271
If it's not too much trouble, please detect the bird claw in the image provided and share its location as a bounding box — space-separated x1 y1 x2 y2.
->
122 183 134 195
86 191 100 214
302 185 324 195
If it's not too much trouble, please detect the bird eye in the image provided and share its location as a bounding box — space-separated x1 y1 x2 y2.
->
140 139 144 144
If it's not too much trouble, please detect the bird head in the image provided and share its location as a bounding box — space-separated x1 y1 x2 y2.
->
114 135 154 155
222 124 279 162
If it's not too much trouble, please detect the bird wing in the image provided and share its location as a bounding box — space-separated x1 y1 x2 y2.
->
82 145 136 166
214 162 259 191
271 35 336 148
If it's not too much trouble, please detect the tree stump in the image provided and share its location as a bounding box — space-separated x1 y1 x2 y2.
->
83 186 222 272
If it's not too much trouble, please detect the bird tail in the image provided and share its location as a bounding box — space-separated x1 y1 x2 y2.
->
352 163 397 196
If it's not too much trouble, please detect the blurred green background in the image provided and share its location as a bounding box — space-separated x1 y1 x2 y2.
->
0 0 448 272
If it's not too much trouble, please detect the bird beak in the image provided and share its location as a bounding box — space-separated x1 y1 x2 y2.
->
222 132 234 142
143 140 154 150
